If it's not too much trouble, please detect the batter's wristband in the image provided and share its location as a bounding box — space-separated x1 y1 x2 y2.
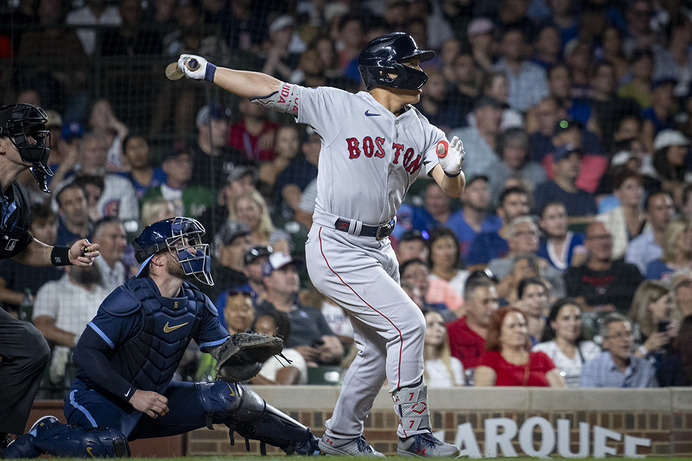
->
443 169 460 178
51 246 72 266
205 63 217 82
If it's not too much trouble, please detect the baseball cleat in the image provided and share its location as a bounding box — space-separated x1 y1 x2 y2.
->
397 432 461 457
28 415 61 437
318 434 384 456
3 416 59 459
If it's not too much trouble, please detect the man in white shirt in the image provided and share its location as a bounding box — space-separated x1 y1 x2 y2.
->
66 0 121 55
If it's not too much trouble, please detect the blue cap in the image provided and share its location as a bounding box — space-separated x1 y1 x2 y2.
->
61 121 84 141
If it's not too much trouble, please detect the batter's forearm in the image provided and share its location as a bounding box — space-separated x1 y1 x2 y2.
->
212 67 282 99
431 165 465 199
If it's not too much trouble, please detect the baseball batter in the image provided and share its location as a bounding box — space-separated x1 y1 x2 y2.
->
175 32 465 457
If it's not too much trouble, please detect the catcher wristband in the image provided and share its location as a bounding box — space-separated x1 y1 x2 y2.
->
205 63 217 82
51 246 72 266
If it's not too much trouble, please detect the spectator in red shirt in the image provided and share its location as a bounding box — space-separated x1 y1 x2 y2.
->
227 98 281 162
474 306 567 387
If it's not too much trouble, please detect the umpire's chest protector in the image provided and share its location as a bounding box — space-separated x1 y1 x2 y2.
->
106 278 206 393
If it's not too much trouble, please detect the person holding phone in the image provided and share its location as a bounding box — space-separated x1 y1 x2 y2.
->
628 280 679 364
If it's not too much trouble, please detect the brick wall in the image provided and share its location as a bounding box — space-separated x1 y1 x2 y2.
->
186 387 692 457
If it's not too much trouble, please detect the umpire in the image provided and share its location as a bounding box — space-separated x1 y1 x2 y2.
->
0 104 99 452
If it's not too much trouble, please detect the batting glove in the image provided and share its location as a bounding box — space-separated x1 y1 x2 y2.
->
436 136 465 177
178 54 217 82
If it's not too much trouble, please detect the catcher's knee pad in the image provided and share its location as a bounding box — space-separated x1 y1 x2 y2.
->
10 422 130 458
197 381 242 420
226 386 316 455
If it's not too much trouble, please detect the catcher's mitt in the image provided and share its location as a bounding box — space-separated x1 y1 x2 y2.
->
215 332 284 382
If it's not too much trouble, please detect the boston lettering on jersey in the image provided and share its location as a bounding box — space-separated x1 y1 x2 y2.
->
345 137 423 175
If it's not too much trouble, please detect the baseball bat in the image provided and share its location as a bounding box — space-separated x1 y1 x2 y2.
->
165 58 201 81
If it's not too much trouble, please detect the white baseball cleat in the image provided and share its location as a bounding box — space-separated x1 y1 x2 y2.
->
318 434 384 456
397 432 461 457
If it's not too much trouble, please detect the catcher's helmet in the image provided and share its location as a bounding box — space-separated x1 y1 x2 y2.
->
0 104 54 192
133 216 214 286
358 32 435 91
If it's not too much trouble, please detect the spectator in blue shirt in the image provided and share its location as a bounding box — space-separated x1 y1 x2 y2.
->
580 313 658 388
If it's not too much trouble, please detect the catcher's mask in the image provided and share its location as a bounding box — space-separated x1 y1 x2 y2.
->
0 104 53 192
133 216 214 286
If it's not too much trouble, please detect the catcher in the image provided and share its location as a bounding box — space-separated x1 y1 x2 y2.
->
6 217 319 458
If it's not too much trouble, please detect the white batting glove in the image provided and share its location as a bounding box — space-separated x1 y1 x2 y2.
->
436 136 465 177
178 54 217 82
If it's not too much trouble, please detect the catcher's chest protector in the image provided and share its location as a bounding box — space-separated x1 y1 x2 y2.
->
111 280 205 393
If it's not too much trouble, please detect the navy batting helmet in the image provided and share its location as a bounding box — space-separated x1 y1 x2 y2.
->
0 104 54 192
133 216 214 286
358 32 435 91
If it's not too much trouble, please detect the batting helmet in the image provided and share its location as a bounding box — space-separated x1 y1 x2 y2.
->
133 216 214 286
0 104 54 192
358 32 435 91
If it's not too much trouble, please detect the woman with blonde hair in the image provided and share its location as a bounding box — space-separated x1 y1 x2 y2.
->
231 189 290 254
423 309 463 387
628 280 678 360
646 217 692 280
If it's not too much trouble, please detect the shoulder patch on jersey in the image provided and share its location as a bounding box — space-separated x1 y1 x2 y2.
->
101 284 141 317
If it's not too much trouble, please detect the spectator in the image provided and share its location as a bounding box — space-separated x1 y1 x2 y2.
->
65 0 121 56
466 186 531 270
446 274 500 372
515 276 551 344
641 78 678 153
411 181 457 235
395 230 429 265
427 227 468 308
100 0 163 56
91 217 127 293
486 127 546 205
32 264 110 395
446 175 501 259
645 218 692 280
192 103 248 193
533 298 601 388
0 203 63 315
652 13 692 99
671 268 692 319
466 17 496 72
617 49 655 109
423 309 464 387
600 26 629 83
231 189 291 255
546 62 593 126
273 126 319 220
260 15 303 81
87 99 129 172
139 197 176 228
118 134 166 200
400 258 458 320
651 129 691 199
140 143 214 220
679 182 692 222
580 313 659 387
445 51 482 130
256 252 343 367
628 280 678 365
537 201 587 272
55 183 93 246
223 244 272 308
206 221 252 306
531 24 562 70
625 191 675 275
533 145 598 225
492 26 549 113
473 71 524 130
415 69 456 134
474 306 566 387
228 94 281 164
258 124 300 198
596 170 648 260
253 309 308 384
449 96 503 178
622 0 658 57
565 222 644 315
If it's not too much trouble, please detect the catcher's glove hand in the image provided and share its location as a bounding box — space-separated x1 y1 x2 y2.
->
215 332 284 382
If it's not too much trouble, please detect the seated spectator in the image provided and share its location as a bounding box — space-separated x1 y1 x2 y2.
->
139 196 176 228
91 217 128 293
140 143 214 220
533 145 598 226
54 183 93 246
628 280 678 367
427 227 469 302
423 309 464 387
580 313 659 387
641 78 678 154
651 129 691 199
400 258 458 320
533 298 601 388
118 134 166 200
537 201 587 272
66 0 121 56
228 98 281 163
596 171 648 260
204 221 252 306
253 310 308 384
260 15 303 82
0 203 63 315
446 175 501 260
223 244 272 308
671 268 692 320
515 276 551 344
474 306 566 387
87 99 130 172
447 273 500 372
411 181 457 235
258 124 301 197
394 230 430 265
32 264 110 396
565 222 644 315
645 217 692 281
231 189 291 254
256 252 343 367
625 191 676 275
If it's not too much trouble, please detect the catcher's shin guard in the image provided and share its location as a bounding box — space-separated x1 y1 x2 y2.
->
392 378 431 437
226 385 319 455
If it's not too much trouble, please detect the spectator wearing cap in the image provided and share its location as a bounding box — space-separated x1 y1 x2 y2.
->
467 17 496 72
652 14 692 99
395 230 430 265
448 96 503 177
224 244 273 307
540 118 608 194
533 145 598 225
651 129 692 198
491 25 549 113
117 134 166 200
261 15 304 81
191 103 249 193
641 78 678 153
228 97 282 163
201 220 252 304
140 143 214 221
446 175 501 260
256 252 343 366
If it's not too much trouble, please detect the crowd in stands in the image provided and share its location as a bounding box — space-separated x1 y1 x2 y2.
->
2 0 692 393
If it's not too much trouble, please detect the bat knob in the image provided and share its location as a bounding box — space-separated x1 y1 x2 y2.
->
187 58 200 71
